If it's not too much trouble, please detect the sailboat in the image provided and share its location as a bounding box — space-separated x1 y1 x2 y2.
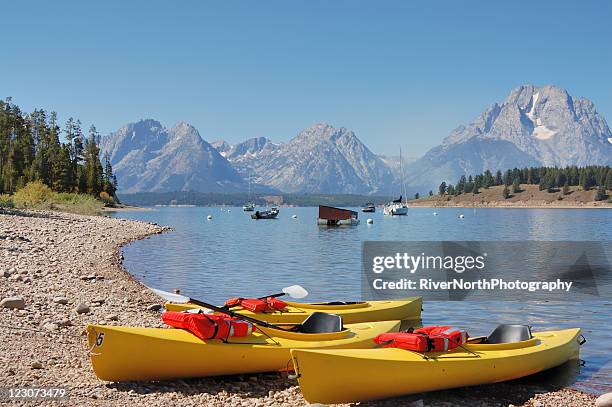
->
243 175 255 211
383 148 409 216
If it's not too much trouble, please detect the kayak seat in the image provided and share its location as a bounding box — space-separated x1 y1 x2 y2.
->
485 324 532 344
299 312 343 334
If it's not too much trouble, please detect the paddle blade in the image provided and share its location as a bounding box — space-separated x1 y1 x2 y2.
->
282 285 308 299
147 286 192 304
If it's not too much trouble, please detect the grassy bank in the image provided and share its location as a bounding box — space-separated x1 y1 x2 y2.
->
0 181 105 215
410 184 612 208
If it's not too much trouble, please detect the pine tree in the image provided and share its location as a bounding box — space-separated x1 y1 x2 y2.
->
457 175 466 194
483 170 494 188
495 170 503 186
512 178 521 193
438 181 447 196
53 145 72 192
562 182 570 195
428 190 433 197
502 185 510 199
503 170 512 186
595 185 607 201
579 172 588 191
103 152 117 197
414 192 420 200
83 125 104 196
0 97 117 200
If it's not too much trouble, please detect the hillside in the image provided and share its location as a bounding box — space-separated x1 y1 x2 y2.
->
409 185 612 208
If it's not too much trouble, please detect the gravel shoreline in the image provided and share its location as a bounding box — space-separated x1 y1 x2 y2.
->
0 209 598 406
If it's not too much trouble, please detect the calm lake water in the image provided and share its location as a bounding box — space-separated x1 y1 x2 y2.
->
111 206 612 394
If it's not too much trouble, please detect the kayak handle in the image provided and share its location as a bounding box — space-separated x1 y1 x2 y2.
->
578 334 587 346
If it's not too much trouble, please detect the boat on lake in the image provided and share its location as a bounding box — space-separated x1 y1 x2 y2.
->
243 174 255 211
362 203 376 213
383 148 409 216
383 196 408 216
251 207 279 219
317 205 359 226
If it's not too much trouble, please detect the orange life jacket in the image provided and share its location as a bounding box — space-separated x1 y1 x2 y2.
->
224 297 288 313
162 311 253 340
374 325 468 352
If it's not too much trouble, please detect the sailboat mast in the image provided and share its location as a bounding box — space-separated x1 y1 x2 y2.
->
399 148 406 203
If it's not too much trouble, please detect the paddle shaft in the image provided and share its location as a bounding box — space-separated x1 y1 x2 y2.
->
188 297 294 332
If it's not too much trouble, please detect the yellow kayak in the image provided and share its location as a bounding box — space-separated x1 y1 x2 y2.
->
86 319 401 381
291 327 583 404
164 297 422 324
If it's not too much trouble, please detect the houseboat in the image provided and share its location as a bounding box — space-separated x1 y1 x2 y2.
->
317 205 360 226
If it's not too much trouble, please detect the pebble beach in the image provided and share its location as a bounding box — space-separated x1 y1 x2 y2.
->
0 209 600 406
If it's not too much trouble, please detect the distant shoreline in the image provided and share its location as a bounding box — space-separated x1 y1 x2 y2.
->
102 204 153 212
409 202 612 209
409 185 611 210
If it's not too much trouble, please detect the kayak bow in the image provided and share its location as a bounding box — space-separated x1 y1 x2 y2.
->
87 319 401 381
291 328 583 404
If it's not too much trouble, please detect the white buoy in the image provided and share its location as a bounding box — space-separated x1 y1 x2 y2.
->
367 218 374 224
227 209 231 212
458 214 464 219
207 215 213 220
433 212 438 216
292 215 297 219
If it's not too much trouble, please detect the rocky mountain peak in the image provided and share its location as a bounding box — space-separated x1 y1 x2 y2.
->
293 122 352 144
218 123 392 194
407 84 611 192
101 120 246 193
211 140 231 155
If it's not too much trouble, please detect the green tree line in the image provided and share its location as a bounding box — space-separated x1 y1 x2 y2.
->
0 97 116 199
438 166 612 201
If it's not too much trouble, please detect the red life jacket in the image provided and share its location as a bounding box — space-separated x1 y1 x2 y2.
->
374 325 468 352
162 311 253 340
224 297 288 313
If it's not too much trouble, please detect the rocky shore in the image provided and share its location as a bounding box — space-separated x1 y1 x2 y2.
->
0 209 599 406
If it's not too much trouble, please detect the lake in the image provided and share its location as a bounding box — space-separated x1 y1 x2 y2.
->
111 206 612 394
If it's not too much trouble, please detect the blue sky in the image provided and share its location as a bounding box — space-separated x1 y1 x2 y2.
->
2 1 610 157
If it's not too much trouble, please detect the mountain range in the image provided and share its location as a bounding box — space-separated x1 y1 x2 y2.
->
213 123 394 194
99 120 248 193
404 85 611 191
100 85 611 195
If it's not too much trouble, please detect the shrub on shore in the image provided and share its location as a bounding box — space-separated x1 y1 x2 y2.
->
9 181 103 215
12 181 53 208
0 194 14 208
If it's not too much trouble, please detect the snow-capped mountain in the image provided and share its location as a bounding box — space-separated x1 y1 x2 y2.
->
100 120 246 193
405 85 611 190
217 123 394 194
